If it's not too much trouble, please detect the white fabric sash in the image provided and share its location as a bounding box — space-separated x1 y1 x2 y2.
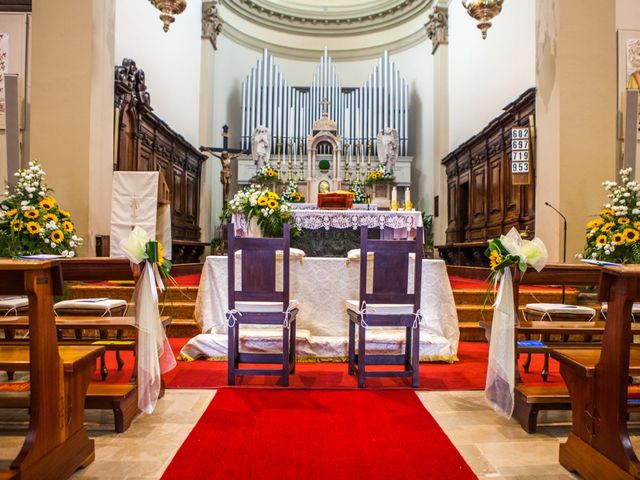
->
485 268 515 418
134 261 177 414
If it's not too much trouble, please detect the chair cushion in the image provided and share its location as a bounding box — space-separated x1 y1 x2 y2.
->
0 296 28 310
54 298 128 312
345 299 415 315
234 299 298 313
601 302 640 314
346 249 416 261
524 303 596 316
234 248 306 260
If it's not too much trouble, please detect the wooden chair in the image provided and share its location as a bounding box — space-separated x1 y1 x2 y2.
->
227 223 298 386
346 226 423 388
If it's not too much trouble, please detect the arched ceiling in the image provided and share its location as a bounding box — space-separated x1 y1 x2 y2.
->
218 0 434 61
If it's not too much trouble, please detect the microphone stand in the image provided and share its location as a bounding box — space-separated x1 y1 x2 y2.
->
545 201 567 303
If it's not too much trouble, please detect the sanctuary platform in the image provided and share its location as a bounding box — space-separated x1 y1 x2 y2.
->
179 254 459 362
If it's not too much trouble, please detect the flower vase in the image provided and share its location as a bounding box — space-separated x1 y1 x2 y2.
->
371 183 391 209
246 217 263 238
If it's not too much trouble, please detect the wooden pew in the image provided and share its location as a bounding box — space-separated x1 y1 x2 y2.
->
1 258 171 433
551 266 640 479
0 259 103 480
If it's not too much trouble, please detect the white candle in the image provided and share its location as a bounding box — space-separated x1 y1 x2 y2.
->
405 187 411 205
355 107 361 140
344 107 351 140
391 186 397 204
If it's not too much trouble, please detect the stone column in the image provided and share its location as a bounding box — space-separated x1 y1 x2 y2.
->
29 0 115 255
535 0 617 262
426 3 449 248
199 2 222 244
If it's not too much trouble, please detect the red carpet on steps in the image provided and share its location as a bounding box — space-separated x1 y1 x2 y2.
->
88 338 566 390
161 389 477 480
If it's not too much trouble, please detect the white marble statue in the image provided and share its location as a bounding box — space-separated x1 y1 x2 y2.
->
376 128 399 171
251 126 271 167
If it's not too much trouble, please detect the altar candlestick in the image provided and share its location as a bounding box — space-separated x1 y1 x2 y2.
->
288 139 293 181
298 139 304 181
277 138 282 172
366 140 372 173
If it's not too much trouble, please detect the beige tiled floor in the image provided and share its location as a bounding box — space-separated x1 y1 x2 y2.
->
1 388 637 479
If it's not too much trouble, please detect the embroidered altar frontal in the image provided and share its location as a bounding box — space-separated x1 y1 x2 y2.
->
180 255 459 361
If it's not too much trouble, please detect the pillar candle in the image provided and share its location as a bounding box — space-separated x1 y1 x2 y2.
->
405 187 410 205
391 186 397 204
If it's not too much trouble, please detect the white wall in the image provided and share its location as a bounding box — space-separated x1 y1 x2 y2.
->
208 34 435 236
115 0 202 145
448 0 536 150
617 0 640 30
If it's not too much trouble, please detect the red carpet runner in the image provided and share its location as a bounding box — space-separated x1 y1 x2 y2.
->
161 389 477 480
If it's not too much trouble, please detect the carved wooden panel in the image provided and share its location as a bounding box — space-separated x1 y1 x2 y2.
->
114 59 207 242
441 88 536 255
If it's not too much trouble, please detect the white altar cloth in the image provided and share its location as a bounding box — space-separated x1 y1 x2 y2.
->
180 256 460 361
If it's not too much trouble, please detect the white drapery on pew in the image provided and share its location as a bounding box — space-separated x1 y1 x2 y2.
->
180 255 460 361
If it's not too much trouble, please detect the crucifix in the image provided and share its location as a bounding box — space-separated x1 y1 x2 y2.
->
130 195 140 229
320 97 330 115
200 125 246 204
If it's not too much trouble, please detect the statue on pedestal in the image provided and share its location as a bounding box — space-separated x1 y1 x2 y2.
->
251 126 271 167
376 128 399 172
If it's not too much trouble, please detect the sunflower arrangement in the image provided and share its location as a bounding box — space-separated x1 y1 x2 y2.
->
253 162 280 184
349 179 367 204
225 184 299 237
281 179 305 203
582 167 640 264
0 161 83 257
366 164 394 186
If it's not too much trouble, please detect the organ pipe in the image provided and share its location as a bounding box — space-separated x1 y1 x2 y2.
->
241 48 409 157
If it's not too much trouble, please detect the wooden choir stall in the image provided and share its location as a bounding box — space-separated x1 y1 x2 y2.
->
114 58 208 263
439 88 536 265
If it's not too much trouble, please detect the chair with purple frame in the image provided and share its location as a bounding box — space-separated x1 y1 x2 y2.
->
346 225 424 388
226 223 298 386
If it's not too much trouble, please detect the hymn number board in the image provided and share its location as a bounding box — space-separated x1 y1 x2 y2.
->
511 127 532 185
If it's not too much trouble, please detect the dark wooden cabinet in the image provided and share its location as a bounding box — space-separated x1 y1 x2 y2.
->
114 58 207 246
440 88 536 265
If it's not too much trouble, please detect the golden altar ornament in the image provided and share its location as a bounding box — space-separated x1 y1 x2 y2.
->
149 0 187 32
462 0 504 39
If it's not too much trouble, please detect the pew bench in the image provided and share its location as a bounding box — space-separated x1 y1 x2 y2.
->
0 315 171 380
0 383 139 434
513 384 640 433
516 321 640 381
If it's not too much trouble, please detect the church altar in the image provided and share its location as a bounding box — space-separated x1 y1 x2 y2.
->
179 255 459 362
232 208 423 256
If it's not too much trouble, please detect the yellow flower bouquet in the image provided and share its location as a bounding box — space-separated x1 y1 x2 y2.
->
253 162 281 184
0 161 83 257
582 168 640 264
